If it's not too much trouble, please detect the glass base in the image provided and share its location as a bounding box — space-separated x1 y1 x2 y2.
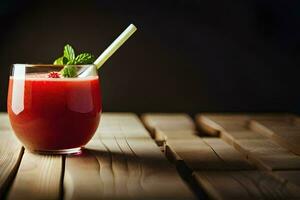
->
28 147 82 155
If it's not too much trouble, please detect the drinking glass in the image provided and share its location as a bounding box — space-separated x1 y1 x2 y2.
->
7 64 102 154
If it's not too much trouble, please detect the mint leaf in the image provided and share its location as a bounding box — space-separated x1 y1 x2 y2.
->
61 65 77 77
53 56 68 65
74 53 95 64
63 44 75 61
53 44 95 77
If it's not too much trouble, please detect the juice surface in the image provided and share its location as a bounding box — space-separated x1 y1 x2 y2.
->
7 76 102 150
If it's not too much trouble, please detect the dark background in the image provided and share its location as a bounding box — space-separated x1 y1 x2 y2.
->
1 0 299 114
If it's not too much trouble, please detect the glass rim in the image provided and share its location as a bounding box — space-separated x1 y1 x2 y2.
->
11 64 98 78
13 64 96 68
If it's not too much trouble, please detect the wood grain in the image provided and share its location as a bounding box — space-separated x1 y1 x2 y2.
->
202 138 255 170
250 119 300 155
124 139 195 199
64 148 104 200
194 170 300 200
7 151 63 200
141 113 198 142
95 113 151 139
0 135 23 198
166 138 253 172
64 139 196 200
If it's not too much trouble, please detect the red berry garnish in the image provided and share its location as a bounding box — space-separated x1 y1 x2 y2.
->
48 72 60 78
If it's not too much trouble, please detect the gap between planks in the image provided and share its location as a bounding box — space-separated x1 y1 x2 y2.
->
0 113 24 198
6 150 63 200
0 135 24 199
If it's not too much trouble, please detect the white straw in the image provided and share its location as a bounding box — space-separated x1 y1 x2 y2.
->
94 24 137 69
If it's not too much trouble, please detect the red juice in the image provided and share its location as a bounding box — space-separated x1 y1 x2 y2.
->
7 76 102 152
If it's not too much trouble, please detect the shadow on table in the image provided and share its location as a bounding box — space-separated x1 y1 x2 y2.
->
64 141 207 200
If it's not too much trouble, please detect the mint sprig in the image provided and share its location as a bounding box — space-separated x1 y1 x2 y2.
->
53 44 95 77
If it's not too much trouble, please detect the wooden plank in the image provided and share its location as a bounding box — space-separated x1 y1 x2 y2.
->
196 114 248 136
202 138 254 170
0 113 11 130
222 133 300 171
219 130 265 146
95 113 151 139
165 139 224 171
274 171 300 187
124 139 195 199
0 135 23 197
233 139 300 170
141 113 198 142
198 113 296 122
165 138 253 171
7 151 63 200
64 139 196 200
294 117 300 125
155 130 199 141
142 113 196 132
197 113 300 170
194 170 300 200
64 146 105 200
196 113 296 136
250 120 300 155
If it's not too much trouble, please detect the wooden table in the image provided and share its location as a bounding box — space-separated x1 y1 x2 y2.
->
1 112 300 200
